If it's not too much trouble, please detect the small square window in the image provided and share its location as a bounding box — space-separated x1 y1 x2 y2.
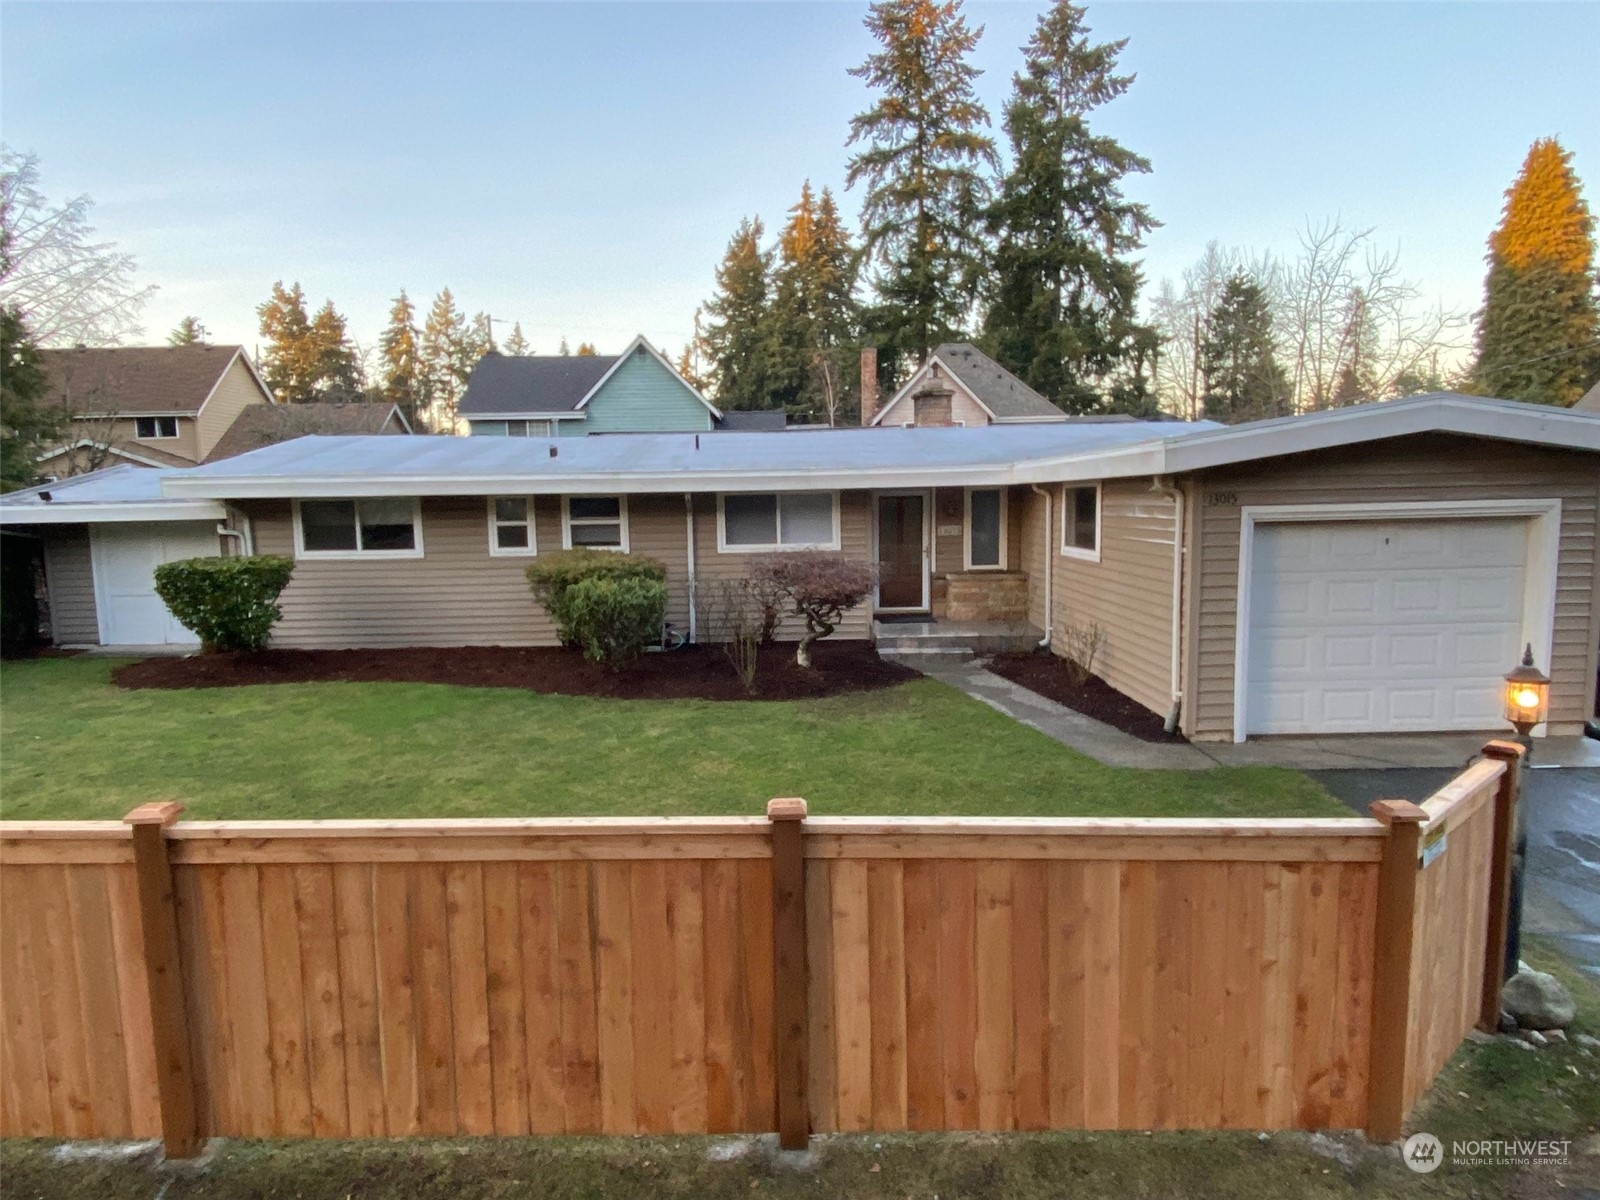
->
1062 485 1100 558
135 416 178 439
564 496 627 551
489 497 537 555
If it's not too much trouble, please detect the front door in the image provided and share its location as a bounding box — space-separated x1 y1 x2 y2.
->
875 493 927 611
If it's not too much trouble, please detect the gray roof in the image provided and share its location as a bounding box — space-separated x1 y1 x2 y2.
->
0 464 226 523
714 410 788 432
929 343 1067 421
457 353 620 416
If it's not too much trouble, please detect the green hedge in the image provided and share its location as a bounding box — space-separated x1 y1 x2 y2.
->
153 555 295 652
564 575 669 665
525 549 667 649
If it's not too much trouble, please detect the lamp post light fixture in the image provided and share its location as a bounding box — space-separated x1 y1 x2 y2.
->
1502 644 1550 748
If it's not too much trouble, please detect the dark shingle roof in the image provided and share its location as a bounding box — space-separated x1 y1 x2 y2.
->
204 402 407 462
38 345 256 416
457 353 620 416
931 343 1066 421
714 410 788 432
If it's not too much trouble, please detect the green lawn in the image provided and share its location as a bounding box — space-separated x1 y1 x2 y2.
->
0 657 1343 820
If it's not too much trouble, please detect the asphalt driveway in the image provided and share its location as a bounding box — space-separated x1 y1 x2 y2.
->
1310 765 1600 977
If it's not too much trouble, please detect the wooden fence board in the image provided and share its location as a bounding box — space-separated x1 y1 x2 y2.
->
516 862 565 1134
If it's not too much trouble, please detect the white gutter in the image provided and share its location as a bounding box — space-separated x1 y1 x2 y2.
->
1151 477 1185 732
1029 485 1053 649
683 493 698 643
0 500 228 525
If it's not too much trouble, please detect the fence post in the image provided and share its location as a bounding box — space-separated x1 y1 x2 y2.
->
124 802 199 1158
1366 797 1427 1143
1478 739 1526 1031
767 797 809 1150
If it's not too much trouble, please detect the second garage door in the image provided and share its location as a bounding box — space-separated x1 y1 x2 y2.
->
1245 517 1530 735
91 521 222 646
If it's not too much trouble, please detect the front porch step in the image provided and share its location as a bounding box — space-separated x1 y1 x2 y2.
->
873 620 1045 656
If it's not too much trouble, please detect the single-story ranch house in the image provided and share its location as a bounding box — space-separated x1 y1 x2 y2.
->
3 393 1596 743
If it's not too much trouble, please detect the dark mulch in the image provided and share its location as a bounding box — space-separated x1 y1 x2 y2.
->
985 651 1188 744
111 640 918 702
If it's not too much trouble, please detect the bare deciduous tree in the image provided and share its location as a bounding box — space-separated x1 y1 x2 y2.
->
0 148 155 346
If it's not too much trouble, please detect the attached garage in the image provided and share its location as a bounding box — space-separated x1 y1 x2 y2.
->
90 521 223 646
1240 508 1555 736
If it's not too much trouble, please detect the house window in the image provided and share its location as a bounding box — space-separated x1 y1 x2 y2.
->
1062 484 1101 560
135 416 178 439
718 492 839 552
964 487 1006 570
563 496 628 551
295 498 422 558
472 419 551 437
488 497 537 556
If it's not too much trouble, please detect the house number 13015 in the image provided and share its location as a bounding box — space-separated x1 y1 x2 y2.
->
1204 491 1239 507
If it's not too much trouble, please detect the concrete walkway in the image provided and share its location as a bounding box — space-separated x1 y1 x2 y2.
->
906 656 1216 770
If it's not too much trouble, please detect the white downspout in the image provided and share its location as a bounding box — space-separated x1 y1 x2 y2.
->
1030 485 1053 649
683 493 698 644
217 507 253 555
1151 476 1185 732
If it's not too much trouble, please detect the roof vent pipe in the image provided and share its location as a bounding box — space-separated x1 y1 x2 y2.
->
548 445 557 458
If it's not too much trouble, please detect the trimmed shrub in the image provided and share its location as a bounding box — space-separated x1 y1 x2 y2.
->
152 555 295 652
564 575 668 666
750 551 873 668
525 549 668 653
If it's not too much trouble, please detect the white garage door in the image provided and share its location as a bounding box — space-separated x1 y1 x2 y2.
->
91 522 221 646
1245 518 1529 735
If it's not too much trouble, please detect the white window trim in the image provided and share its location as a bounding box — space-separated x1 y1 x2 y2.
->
1060 482 1102 562
1230 498 1562 744
716 491 842 553
870 489 932 613
487 496 538 557
135 416 180 440
561 494 630 552
962 486 1008 571
292 497 424 560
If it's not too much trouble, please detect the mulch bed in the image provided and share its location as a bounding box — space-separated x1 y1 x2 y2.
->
985 651 1188 744
111 640 918 702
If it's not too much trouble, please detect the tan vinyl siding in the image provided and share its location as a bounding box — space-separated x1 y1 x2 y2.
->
875 363 992 427
1019 488 1049 632
42 526 98 645
692 490 873 641
194 356 271 459
53 415 201 466
1185 434 1600 741
1050 478 1179 718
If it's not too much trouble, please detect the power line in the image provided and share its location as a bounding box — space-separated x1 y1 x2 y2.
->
1475 337 1600 377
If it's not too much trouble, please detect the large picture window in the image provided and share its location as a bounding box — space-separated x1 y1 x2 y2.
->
488 497 537 555
718 492 839 552
1062 483 1101 561
295 498 422 558
563 496 628 551
964 487 1006 569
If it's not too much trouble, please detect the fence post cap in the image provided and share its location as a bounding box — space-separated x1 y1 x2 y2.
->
1370 798 1428 825
1480 739 1526 762
123 801 184 827
766 798 808 822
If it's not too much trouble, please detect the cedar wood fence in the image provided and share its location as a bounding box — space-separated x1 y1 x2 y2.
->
0 741 1524 1156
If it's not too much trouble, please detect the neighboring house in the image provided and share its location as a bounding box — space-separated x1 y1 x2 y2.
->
458 335 726 436
204 400 411 461
36 345 274 477
5 393 1597 744
864 343 1072 428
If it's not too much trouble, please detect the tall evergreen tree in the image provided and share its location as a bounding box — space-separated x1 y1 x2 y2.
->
0 307 58 492
309 300 361 399
420 289 468 431
378 290 424 424
1198 273 1289 423
980 0 1158 414
1472 138 1599 406
167 316 210 346
768 183 861 422
698 216 773 408
558 336 571 356
503 322 530 356
256 281 321 402
846 0 995 370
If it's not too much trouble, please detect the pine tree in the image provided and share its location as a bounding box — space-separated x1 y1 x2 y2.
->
503 322 530 356
768 183 861 422
1472 138 1600 406
980 0 1158 414
558 336 571 356
378 290 423 424
698 217 773 407
309 300 361 400
256 281 321 403
1198 273 1289 423
0 307 58 492
420 289 468 431
846 0 996 370
167 316 210 346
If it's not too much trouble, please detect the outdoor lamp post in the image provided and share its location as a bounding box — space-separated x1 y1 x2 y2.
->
1502 644 1550 748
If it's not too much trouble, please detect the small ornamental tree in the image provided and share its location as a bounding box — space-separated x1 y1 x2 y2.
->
152 555 295 652
526 549 668 664
751 551 874 668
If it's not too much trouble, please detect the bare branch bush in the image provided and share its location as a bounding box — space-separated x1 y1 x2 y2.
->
1057 616 1104 686
703 578 763 692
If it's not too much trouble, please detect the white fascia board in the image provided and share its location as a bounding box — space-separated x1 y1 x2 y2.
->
0 500 227 525
464 411 586 422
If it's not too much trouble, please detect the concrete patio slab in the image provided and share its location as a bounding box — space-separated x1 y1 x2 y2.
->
1201 731 1600 771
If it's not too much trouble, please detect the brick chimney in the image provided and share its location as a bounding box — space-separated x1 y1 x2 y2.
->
859 346 878 426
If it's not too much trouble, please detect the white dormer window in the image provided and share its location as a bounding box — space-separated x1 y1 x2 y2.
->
135 416 178 439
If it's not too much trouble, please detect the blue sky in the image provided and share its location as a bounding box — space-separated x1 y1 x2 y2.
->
3 2 1596 359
